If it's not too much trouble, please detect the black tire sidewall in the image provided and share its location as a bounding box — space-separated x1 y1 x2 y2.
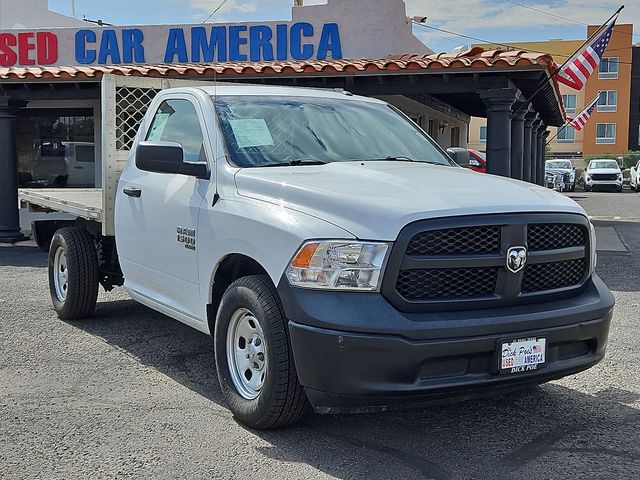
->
48 228 98 320
48 232 71 315
214 277 290 428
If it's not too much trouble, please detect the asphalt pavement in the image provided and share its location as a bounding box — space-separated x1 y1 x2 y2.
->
1 191 639 479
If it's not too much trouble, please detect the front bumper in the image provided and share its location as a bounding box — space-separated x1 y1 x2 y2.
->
279 275 614 414
586 179 622 188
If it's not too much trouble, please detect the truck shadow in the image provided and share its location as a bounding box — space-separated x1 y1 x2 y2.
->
75 297 640 480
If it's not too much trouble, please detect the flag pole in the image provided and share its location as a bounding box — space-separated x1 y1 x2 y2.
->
545 91 601 146
511 5 624 119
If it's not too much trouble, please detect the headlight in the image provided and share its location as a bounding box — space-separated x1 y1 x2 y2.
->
589 221 597 274
617 174 623 180
286 241 389 291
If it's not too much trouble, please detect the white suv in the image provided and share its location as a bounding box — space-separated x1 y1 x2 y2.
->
630 160 640 193
584 159 623 192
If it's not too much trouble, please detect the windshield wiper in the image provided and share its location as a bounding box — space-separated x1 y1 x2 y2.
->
366 156 446 166
262 159 328 167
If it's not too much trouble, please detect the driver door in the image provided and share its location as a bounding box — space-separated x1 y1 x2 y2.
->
117 94 213 321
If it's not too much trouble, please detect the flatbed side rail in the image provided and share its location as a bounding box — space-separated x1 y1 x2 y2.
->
19 188 103 223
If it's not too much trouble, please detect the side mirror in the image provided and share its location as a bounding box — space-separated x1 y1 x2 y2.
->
136 141 209 179
446 148 471 168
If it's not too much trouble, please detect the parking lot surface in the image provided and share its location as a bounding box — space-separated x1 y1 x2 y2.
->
1 191 639 480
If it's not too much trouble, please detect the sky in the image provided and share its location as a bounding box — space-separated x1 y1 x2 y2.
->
48 0 639 54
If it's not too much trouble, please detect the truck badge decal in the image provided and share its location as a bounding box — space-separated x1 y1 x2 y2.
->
506 246 527 273
177 227 196 251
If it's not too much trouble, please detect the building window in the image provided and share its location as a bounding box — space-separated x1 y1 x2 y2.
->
562 94 577 114
597 91 618 112
557 126 576 143
428 119 437 141
479 125 487 143
450 126 460 147
596 123 616 144
599 58 619 79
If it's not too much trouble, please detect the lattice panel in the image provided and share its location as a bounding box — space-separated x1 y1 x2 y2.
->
115 87 161 151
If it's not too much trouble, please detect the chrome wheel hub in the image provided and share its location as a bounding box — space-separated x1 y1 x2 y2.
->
226 308 267 400
53 246 69 301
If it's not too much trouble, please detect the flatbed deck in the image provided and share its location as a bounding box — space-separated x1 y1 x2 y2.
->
19 189 104 223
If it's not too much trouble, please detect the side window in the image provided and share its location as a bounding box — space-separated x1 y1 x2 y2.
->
146 99 207 163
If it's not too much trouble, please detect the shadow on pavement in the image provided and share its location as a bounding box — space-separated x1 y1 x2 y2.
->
74 297 640 480
0 243 47 268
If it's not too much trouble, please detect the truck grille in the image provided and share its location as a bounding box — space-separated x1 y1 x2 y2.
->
407 226 500 255
592 173 618 181
397 267 498 300
522 258 586 293
381 214 590 312
527 223 584 251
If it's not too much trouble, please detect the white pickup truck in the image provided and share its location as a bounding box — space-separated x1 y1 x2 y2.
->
20 85 614 429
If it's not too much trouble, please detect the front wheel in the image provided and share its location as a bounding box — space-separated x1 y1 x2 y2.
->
48 227 99 320
214 275 309 429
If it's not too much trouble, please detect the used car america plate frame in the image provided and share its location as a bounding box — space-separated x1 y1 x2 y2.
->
499 337 547 374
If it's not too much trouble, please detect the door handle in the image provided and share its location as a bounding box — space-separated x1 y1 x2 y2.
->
123 187 142 198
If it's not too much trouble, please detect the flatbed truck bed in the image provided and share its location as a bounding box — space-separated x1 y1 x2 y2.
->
19 188 104 223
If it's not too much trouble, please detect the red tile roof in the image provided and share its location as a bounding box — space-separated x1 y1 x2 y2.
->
0 48 556 81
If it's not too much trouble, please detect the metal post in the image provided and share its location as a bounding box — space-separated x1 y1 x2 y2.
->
480 88 520 178
0 97 27 243
523 112 536 183
510 106 527 180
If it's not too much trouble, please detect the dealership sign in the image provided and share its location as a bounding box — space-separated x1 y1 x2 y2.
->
0 22 343 67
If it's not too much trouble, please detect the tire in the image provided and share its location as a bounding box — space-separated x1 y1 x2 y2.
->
635 182 640 193
214 275 309 429
617 186 623 193
48 227 99 320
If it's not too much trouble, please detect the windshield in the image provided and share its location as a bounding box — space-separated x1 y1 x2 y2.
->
589 160 619 170
546 161 572 169
214 96 453 168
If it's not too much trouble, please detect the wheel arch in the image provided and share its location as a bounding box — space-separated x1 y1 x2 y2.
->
206 253 271 334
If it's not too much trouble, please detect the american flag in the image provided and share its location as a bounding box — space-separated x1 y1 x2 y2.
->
556 18 617 90
568 94 600 131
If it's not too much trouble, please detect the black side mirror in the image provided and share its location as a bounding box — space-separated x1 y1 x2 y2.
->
136 141 209 179
446 147 471 168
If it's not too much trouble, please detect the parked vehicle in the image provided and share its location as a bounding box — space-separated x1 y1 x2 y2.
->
630 160 640 193
545 159 576 191
584 159 623 192
544 169 566 192
447 147 486 173
28 140 96 187
20 84 614 430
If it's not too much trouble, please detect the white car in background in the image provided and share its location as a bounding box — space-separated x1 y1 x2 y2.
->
630 160 640 193
584 159 623 192
545 159 576 192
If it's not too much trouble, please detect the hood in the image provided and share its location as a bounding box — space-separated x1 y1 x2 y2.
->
587 168 621 174
234 161 587 240
546 167 574 174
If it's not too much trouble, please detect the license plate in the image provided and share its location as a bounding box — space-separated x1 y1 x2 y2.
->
499 337 546 374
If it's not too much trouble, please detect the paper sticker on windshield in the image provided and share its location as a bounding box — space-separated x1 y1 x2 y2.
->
229 119 274 148
147 113 170 141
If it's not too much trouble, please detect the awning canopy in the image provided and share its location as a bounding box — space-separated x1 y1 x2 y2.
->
0 47 566 126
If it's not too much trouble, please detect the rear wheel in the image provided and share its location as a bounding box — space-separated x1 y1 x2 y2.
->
48 227 99 320
214 275 309 429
